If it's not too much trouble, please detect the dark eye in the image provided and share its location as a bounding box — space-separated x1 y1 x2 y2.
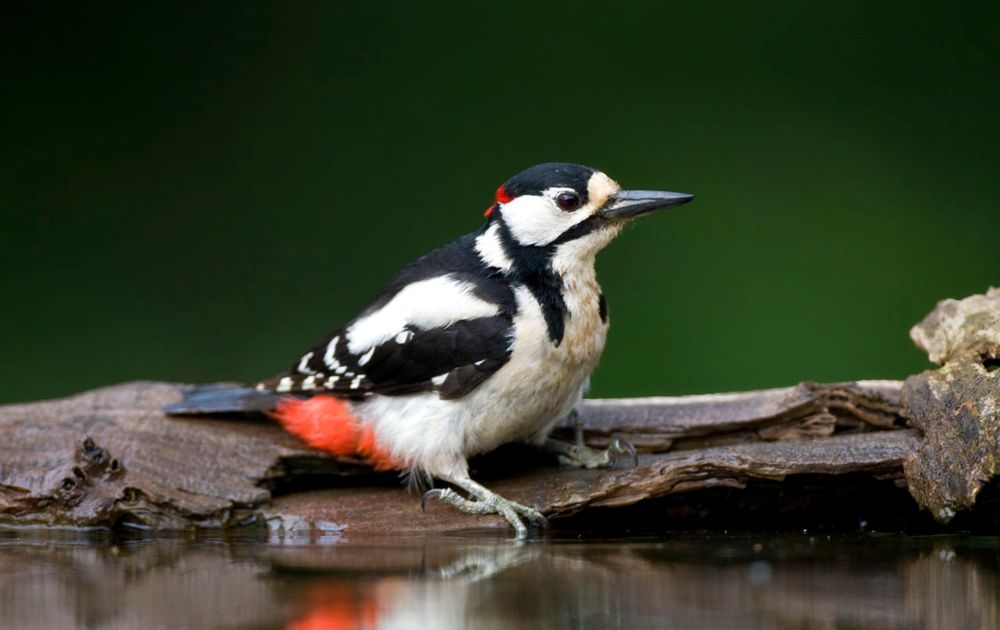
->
556 192 581 212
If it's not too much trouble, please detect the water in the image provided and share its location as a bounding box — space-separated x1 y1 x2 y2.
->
1 530 996 629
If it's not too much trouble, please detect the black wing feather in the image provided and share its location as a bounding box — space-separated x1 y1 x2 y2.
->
257 314 513 398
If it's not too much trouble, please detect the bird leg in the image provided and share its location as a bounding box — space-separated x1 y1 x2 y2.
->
542 409 638 469
422 475 548 539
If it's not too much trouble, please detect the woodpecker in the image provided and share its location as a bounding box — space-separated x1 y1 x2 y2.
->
164 162 693 536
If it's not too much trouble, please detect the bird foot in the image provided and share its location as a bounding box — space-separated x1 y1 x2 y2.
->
546 409 639 469
421 485 548 539
545 436 638 469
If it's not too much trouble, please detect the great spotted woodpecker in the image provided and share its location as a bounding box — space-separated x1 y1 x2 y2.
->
165 162 693 536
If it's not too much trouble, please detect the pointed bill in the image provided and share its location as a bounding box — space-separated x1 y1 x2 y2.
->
602 189 694 220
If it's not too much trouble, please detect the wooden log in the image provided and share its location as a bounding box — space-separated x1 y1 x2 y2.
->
0 379 922 533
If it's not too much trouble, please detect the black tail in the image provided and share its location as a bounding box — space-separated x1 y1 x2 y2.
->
163 383 288 416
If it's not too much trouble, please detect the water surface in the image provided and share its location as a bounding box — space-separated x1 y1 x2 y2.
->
1 529 996 629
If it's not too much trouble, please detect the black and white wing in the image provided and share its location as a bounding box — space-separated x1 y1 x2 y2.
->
256 271 514 400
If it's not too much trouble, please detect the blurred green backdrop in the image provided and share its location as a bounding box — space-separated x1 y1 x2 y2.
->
1 2 998 404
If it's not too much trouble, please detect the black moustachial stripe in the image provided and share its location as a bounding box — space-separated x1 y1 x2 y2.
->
495 221 573 346
550 214 604 246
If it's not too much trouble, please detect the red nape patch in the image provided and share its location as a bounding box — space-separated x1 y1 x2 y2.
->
273 396 399 471
484 185 514 217
495 185 513 204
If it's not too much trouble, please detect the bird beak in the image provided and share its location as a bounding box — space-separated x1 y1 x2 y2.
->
602 190 694 220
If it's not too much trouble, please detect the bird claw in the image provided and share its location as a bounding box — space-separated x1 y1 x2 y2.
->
552 435 639 469
420 488 443 512
608 436 639 468
420 485 548 538
553 410 639 469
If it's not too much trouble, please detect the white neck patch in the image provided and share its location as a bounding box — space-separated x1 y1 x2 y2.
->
474 222 513 271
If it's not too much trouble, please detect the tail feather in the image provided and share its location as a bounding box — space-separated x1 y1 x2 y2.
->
163 383 287 415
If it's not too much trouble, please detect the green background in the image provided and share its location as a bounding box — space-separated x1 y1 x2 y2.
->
2 2 998 404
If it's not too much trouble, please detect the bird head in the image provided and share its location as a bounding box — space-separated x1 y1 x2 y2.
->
483 163 693 257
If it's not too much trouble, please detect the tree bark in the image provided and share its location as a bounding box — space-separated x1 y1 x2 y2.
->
0 379 928 534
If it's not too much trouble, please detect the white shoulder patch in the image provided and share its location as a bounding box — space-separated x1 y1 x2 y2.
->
345 274 500 354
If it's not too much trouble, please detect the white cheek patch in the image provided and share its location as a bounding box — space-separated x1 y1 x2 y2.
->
345 275 500 354
499 195 592 246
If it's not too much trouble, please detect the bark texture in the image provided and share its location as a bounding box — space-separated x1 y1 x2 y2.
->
903 287 1000 521
0 380 916 532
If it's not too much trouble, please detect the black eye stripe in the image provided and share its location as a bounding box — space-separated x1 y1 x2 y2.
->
556 192 581 212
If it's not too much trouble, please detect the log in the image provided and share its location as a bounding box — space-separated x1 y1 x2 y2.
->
903 287 1000 522
0 379 925 533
